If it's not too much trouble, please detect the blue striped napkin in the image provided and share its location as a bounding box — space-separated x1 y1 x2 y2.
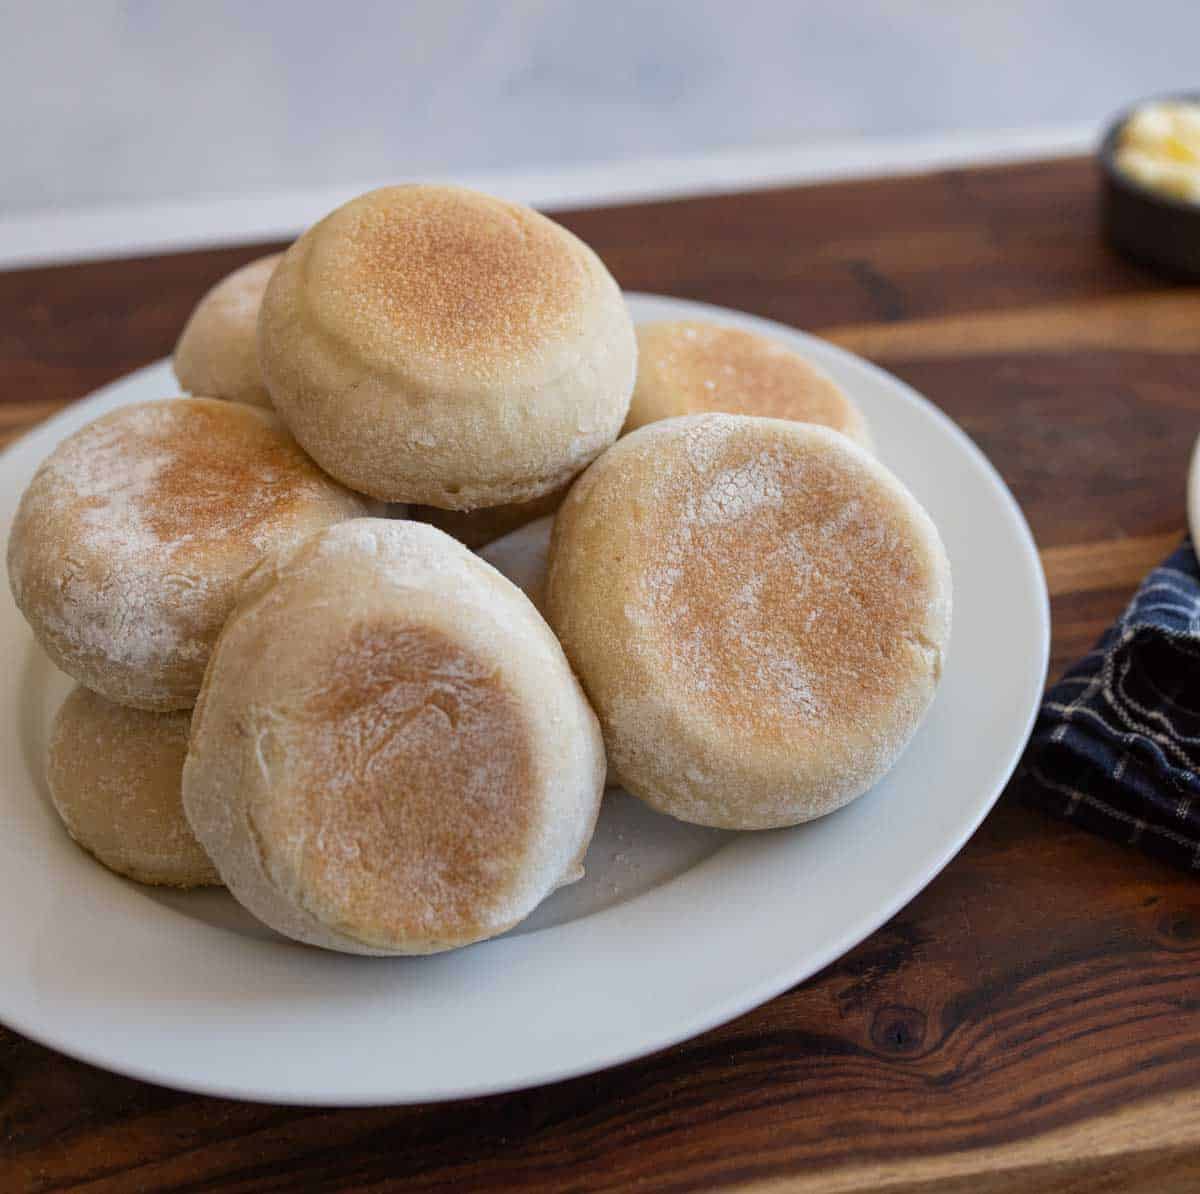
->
1022 539 1200 871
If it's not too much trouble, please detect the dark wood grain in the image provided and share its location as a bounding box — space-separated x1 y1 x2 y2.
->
3 155 1200 1193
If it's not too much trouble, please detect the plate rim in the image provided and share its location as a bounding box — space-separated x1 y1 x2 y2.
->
0 291 1050 1105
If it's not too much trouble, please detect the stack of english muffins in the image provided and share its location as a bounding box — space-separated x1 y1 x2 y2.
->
7 184 950 956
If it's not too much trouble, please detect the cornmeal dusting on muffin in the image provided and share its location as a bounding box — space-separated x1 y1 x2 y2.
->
307 186 591 377
547 413 951 829
7 398 364 708
254 622 537 945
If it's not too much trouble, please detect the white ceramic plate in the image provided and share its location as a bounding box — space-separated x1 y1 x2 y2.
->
0 293 1049 1105
1187 432 1200 550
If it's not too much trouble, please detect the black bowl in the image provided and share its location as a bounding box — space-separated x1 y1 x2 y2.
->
1100 93 1200 280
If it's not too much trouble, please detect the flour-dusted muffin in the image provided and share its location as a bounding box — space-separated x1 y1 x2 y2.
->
183 519 606 955
47 686 219 888
258 185 637 507
7 398 368 710
174 253 283 408
627 321 870 449
546 414 951 829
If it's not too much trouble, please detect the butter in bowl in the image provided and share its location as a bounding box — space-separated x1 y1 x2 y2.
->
1101 94 1200 279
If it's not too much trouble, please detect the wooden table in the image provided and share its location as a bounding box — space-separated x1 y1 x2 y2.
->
3 157 1200 1193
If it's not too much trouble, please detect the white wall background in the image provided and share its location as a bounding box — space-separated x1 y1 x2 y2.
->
2 0 1198 215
